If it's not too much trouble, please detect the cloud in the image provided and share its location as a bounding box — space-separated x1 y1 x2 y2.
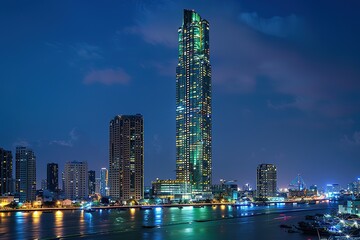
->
239 12 303 38
341 131 360 146
83 68 131 85
142 60 177 77
72 43 103 60
126 1 360 117
125 4 179 48
50 128 79 147
12 140 31 148
267 99 297 110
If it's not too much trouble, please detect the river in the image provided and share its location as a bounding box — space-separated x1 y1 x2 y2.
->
0 202 337 240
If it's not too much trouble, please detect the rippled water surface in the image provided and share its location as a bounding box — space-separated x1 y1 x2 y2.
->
0 203 336 240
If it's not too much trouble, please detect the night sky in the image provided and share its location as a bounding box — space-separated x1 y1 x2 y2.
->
1 0 360 190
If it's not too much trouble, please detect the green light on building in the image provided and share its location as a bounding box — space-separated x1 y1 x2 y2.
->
176 9 212 196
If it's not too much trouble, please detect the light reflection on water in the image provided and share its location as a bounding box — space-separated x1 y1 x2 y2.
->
2 203 335 240
55 210 63 238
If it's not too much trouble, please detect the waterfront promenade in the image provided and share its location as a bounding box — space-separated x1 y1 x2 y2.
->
0 200 328 213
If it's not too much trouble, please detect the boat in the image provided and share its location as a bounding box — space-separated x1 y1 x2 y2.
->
193 205 204 208
140 206 153 210
280 224 292 229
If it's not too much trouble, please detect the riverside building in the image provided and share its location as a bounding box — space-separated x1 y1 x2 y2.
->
109 114 144 201
176 9 212 197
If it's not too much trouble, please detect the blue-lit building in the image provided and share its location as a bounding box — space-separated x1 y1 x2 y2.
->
176 9 212 196
100 167 109 197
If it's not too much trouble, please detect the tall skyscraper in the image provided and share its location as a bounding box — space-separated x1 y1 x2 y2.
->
176 9 212 195
88 170 96 195
100 167 109 197
47 163 58 193
15 146 36 202
0 148 13 195
256 164 277 198
109 114 144 201
64 161 88 200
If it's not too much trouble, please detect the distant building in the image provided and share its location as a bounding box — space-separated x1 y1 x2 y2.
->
0 148 13 195
212 180 238 201
88 170 95 195
41 179 47 190
243 183 252 191
61 171 65 192
95 178 100 194
64 161 88 200
339 200 360 216
100 168 109 196
309 185 318 196
109 114 144 201
176 9 212 196
256 163 277 198
348 178 360 195
47 163 58 192
15 147 36 202
326 183 341 198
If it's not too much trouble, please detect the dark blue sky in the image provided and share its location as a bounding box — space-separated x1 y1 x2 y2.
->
1 0 360 190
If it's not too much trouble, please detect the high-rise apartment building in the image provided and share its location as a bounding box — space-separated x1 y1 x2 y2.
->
88 170 96 195
256 164 277 198
15 147 36 202
176 9 212 195
100 167 109 197
109 114 144 201
64 161 88 200
47 163 58 192
0 148 13 195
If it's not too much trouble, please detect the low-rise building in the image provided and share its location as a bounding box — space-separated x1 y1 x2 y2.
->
152 179 189 201
339 200 360 216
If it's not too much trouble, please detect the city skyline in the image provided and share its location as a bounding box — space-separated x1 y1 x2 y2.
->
1 1 360 189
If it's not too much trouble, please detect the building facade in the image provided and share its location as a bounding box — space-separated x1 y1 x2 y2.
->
64 161 88 200
256 164 277 198
109 115 144 201
15 147 36 202
0 148 13 195
152 179 187 200
88 170 96 195
47 163 58 193
176 9 212 195
100 167 109 197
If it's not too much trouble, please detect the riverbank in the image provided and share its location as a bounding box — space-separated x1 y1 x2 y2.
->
0 201 335 214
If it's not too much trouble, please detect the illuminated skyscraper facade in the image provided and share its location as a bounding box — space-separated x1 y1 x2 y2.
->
109 115 144 201
256 164 277 198
64 161 88 200
100 167 109 197
176 10 212 195
15 147 36 202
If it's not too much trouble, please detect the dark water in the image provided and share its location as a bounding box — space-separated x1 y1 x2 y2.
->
0 203 337 240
